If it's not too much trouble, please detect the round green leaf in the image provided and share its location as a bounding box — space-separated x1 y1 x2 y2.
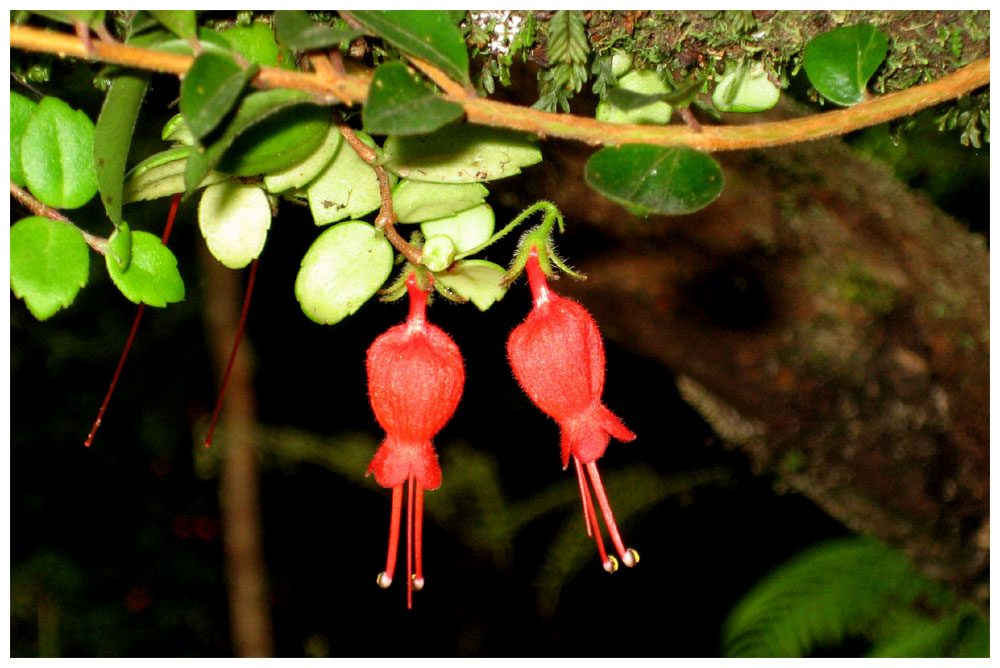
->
123 147 226 203
220 21 280 67
294 221 394 325
712 63 780 113
435 259 507 311
307 131 384 225
392 179 488 223
20 96 98 209
802 23 889 107
420 203 494 255
263 123 341 194
199 181 272 269
596 70 673 125
585 144 724 216
363 62 464 136
10 92 36 187
10 216 90 320
105 230 185 307
384 124 542 183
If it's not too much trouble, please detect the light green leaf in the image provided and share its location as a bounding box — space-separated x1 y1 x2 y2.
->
420 203 494 255
162 113 195 145
220 20 281 67
307 130 384 225
107 221 132 270
10 92 35 187
384 124 542 183
392 179 488 222
198 181 271 269
123 147 226 203
148 10 197 40
596 70 673 125
20 96 98 209
421 235 457 272
10 216 90 320
105 230 185 307
435 259 507 311
363 62 464 136
273 10 363 51
294 221 394 325
712 61 780 113
263 123 341 194
348 10 470 85
180 52 259 140
585 144 724 216
94 69 150 227
803 23 889 106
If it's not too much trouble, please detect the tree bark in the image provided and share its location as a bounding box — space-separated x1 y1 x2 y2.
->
199 247 274 657
508 107 989 604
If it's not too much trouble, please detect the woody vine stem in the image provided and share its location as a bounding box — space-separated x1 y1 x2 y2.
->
9 23 991 152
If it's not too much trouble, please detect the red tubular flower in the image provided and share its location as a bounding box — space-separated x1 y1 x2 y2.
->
507 246 639 573
366 271 464 608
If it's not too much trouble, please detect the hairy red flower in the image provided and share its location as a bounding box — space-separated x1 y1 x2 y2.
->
366 271 464 607
507 246 639 572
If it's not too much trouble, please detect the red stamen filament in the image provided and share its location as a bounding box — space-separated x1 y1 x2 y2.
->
574 456 616 573
586 460 639 569
572 456 640 572
85 194 181 447
377 475 426 609
203 257 260 448
573 457 594 538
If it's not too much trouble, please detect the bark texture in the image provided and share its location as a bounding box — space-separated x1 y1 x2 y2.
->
503 110 989 604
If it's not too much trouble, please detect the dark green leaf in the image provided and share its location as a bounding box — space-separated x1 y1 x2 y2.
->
10 92 36 187
184 89 328 191
20 96 98 209
94 69 150 227
273 10 363 50
584 144 724 215
348 10 470 85
148 10 197 40
363 62 464 136
180 52 259 140
803 23 889 106
105 230 185 307
10 216 90 320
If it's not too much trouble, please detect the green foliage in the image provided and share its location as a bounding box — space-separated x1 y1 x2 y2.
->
148 10 197 41
306 130 384 225
180 52 259 141
198 181 272 269
596 70 673 125
104 231 185 307
585 145 724 216
712 60 780 113
10 216 90 320
10 91 35 187
363 62 464 136
722 536 988 657
383 123 542 183
273 10 362 51
434 259 508 310
94 69 149 228
534 10 590 112
803 23 889 106
20 97 98 210
262 124 341 194
392 180 489 223
294 221 394 325
219 20 286 68
349 10 471 85
420 203 494 255
106 221 131 270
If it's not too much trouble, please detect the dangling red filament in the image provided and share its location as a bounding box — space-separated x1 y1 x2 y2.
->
367 272 464 608
86 193 181 447
204 257 260 448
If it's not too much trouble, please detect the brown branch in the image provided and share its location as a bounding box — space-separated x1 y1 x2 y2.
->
336 124 423 266
9 23 990 152
11 181 106 253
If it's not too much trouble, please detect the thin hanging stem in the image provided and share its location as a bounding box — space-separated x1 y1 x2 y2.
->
406 474 415 610
378 485 403 589
204 257 260 448
586 461 638 568
85 193 181 447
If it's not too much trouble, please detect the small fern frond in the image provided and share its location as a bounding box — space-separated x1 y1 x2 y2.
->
721 536 942 657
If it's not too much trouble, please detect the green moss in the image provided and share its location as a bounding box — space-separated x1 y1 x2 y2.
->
837 265 897 315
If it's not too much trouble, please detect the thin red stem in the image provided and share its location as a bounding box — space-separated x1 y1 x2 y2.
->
84 194 181 447
573 457 594 538
378 484 403 588
204 257 260 447
405 272 428 329
414 482 425 591
524 248 551 306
